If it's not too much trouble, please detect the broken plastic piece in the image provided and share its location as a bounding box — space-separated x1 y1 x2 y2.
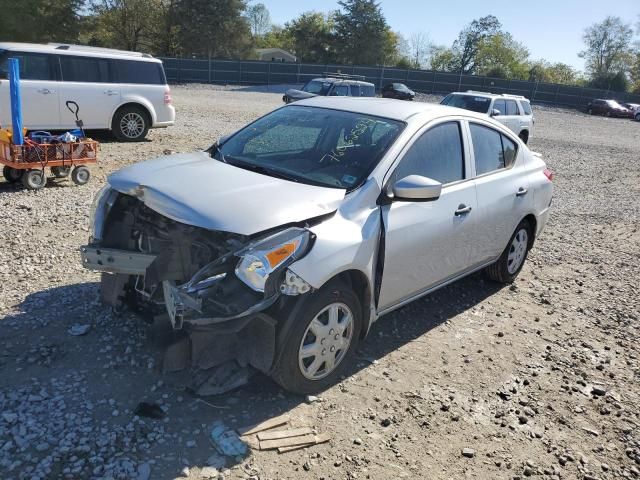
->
68 324 91 336
210 421 248 457
193 361 251 396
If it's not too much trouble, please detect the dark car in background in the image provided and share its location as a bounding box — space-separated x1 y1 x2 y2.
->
381 83 415 100
622 103 640 121
283 74 375 103
587 99 633 118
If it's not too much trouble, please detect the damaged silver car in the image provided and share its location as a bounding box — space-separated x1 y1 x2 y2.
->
81 97 553 393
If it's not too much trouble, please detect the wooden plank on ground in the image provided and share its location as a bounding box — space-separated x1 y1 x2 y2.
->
259 433 316 450
243 434 260 450
277 433 331 453
237 414 290 436
257 427 314 441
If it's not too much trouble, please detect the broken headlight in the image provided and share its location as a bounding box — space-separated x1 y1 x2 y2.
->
235 227 312 292
89 185 118 242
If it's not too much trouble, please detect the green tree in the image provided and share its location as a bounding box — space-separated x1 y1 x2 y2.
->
254 25 294 51
429 46 457 71
176 0 252 58
90 0 165 52
0 0 85 43
528 60 579 84
333 0 393 65
475 33 529 79
580 16 633 76
284 12 335 63
451 15 502 74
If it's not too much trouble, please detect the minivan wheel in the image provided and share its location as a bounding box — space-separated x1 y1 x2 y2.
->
272 282 362 394
486 219 532 284
112 106 149 142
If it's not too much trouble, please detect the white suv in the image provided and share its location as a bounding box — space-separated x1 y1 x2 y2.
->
0 43 175 141
441 91 534 144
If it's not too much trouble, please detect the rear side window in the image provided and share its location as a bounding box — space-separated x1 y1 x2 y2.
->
505 100 518 115
520 101 532 115
0 52 57 81
60 55 111 83
493 99 506 115
361 85 375 97
350 84 360 97
470 124 518 175
393 122 465 185
330 85 349 96
114 60 165 84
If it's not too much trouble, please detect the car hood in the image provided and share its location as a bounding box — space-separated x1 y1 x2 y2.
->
108 152 346 236
285 88 317 101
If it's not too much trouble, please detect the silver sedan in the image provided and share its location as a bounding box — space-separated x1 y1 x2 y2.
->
82 97 553 393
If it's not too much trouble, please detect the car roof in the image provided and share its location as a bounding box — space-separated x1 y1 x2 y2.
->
310 77 375 86
292 96 490 122
0 42 160 62
450 90 530 101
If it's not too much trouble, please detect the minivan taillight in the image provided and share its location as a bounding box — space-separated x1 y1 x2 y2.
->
543 168 554 181
164 90 172 104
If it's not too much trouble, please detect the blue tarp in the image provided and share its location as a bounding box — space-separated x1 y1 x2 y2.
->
9 58 23 145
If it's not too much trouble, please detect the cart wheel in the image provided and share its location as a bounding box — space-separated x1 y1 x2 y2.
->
2 166 23 184
71 166 90 185
22 169 47 190
51 166 71 178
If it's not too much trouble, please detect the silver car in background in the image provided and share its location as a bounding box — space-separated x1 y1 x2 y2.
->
81 97 553 393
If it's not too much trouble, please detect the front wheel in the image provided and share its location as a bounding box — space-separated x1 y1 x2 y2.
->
112 106 150 142
486 220 532 283
271 282 362 394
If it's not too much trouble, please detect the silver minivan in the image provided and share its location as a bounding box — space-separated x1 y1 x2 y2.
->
81 97 553 393
0 43 175 141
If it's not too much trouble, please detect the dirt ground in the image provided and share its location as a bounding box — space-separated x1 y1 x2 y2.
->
1 85 639 480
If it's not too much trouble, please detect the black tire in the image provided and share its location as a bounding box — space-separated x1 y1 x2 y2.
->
112 105 150 142
635 113 640 122
71 165 90 185
605 111 611 117
486 219 532 284
271 282 362 394
587 108 593 115
3 166 23 183
22 169 46 190
518 131 529 144
51 166 71 178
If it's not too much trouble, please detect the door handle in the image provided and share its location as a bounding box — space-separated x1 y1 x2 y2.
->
516 187 528 197
454 204 472 216
37 88 52 94
104 90 118 96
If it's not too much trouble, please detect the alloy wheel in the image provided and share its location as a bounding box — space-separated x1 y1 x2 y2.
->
298 302 354 380
119 112 145 139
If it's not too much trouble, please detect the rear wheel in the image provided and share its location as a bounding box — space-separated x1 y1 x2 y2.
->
3 166 23 183
486 219 532 284
518 131 529 144
71 165 90 185
271 282 361 394
22 169 46 190
112 106 150 142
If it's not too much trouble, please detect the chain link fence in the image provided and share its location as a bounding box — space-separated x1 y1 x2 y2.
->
160 57 640 109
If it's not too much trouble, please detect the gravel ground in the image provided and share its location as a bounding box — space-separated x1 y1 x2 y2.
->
1 84 639 480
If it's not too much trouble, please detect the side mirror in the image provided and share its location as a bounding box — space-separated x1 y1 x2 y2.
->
490 109 501 117
391 175 442 202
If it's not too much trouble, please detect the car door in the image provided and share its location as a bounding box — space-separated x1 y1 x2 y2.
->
57 54 121 129
468 121 530 263
378 119 479 310
0 51 61 130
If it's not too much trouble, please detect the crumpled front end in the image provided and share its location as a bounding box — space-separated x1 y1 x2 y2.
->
81 190 313 330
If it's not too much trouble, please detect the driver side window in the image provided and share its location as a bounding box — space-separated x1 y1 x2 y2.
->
392 122 465 185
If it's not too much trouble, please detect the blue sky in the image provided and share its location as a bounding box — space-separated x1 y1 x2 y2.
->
260 0 639 72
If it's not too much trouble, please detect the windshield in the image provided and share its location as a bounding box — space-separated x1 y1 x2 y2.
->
441 94 491 113
217 105 404 189
302 80 332 95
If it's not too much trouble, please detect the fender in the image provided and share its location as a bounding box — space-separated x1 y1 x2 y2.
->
109 94 157 126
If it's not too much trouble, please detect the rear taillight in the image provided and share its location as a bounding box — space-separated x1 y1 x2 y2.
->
543 168 554 181
164 90 172 104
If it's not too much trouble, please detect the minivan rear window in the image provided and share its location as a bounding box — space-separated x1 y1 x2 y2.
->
114 60 165 85
60 55 111 83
